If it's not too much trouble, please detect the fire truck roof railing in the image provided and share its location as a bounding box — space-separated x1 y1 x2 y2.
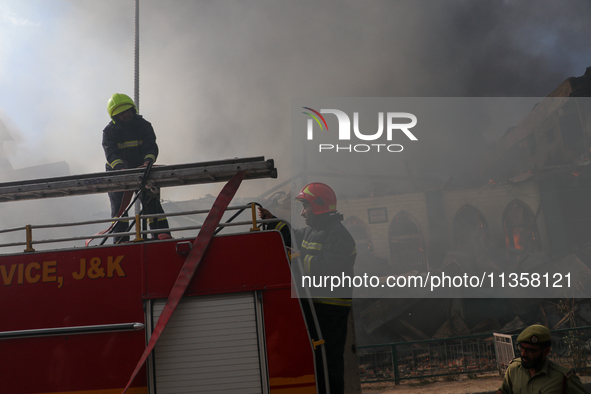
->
0 203 283 253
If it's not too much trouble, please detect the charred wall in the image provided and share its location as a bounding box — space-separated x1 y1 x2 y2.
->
339 179 548 274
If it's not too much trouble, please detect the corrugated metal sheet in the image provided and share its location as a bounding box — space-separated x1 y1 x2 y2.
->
357 298 422 334
432 313 471 339
152 293 263 393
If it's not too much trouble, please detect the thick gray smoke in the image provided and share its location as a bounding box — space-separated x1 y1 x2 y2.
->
0 0 590 236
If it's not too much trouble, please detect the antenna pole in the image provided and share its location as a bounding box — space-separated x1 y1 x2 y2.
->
134 0 141 219
134 0 140 112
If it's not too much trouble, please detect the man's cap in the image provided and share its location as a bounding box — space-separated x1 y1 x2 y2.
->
517 324 551 344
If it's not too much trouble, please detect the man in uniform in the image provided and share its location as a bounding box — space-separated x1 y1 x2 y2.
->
496 324 589 394
102 93 171 243
259 182 356 394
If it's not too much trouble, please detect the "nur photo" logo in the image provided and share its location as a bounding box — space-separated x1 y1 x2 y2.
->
302 107 418 153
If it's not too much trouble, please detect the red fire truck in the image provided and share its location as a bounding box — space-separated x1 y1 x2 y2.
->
0 157 323 394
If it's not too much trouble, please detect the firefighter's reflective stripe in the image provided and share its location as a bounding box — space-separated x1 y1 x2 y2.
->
144 154 156 162
109 159 124 169
147 217 168 225
275 222 287 232
117 140 143 149
301 239 322 251
303 254 313 274
313 298 352 307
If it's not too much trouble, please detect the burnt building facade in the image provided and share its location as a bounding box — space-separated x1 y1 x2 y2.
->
335 68 591 344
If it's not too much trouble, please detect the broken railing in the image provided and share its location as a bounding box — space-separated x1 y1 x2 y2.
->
359 326 591 384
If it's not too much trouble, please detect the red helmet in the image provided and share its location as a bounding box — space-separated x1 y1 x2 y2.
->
296 183 337 215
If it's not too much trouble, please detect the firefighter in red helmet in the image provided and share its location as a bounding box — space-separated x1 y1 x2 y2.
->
259 182 356 394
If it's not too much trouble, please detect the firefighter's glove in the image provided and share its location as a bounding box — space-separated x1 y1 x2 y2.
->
258 207 273 220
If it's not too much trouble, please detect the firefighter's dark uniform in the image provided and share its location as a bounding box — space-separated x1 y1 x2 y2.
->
102 114 170 242
295 212 356 394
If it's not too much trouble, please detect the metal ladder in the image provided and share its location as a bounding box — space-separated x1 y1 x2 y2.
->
0 157 276 203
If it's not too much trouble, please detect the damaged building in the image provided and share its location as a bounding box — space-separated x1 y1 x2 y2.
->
326 68 591 347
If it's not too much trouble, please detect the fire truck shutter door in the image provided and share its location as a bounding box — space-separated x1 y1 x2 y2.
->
151 292 266 393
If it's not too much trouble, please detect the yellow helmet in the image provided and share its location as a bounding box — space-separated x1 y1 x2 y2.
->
107 93 136 119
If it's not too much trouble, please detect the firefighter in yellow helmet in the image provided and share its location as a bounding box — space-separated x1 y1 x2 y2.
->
259 182 356 394
102 93 170 242
496 325 588 394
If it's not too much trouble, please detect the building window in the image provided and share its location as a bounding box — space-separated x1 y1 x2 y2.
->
388 212 427 274
453 205 490 258
503 200 540 252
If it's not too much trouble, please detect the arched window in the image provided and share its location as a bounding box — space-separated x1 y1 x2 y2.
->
388 212 427 274
453 205 490 258
344 216 373 256
503 200 540 252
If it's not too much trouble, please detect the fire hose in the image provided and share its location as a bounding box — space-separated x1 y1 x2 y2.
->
121 171 246 394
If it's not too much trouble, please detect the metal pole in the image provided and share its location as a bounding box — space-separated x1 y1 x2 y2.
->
461 339 464 372
134 0 141 219
392 344 400 385
134 0 140 112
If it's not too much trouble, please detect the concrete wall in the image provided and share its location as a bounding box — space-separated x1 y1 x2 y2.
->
338 180 548 266
441 181 547 252
339 191 429 262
